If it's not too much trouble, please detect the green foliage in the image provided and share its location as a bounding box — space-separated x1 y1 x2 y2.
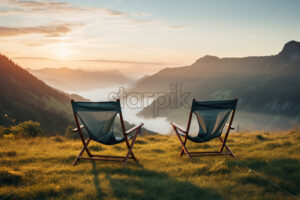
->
19 121 44 137
8 121 44 137
0 125 14 138
9 125 24 135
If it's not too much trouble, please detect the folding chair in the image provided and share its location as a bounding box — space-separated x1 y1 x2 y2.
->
71 99 143 166
171 98 238 160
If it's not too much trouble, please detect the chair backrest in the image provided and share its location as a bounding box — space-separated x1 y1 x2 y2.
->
188 99 238 142
71 100 126 145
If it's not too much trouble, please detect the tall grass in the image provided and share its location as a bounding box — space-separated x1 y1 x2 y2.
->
0 130 300 200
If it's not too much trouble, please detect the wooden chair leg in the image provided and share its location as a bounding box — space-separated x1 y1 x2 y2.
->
129 150 138 163
129 132 139 163
180 140 186 157
174 129 192 160
73 138 91 166
122 130 139 166
219 137 236 159
127 144 138 163
180 137 188 157
180 148 184 157
73 147 85 165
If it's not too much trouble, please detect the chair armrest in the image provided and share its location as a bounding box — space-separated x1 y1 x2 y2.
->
125 123 144 135
170 122 187 133
226 123 234 130
73 125 85 132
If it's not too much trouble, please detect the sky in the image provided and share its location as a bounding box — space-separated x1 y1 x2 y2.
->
0 0 300 76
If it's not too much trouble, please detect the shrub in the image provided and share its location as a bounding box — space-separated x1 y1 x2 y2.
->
8 121 44 137
3 133 14 139
9 125 24 135
19 121 44 137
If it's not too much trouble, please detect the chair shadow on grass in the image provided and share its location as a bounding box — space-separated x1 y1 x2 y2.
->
91 162 107 199
91 162 222 200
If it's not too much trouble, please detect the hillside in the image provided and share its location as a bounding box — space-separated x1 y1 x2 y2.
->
28 67 131 92
0 54 75 132
0 130 299 199
133 41 300 130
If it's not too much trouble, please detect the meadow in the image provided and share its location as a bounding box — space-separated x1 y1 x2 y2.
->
0 130 300 200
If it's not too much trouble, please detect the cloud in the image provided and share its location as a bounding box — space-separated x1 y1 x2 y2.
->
23 38 60 46
0 23 80 37
131 12 150 17
0 0 126 17
103 8 125 17
1 0 91 13
0 0 169 34
164 25 185 30
129 19 163 25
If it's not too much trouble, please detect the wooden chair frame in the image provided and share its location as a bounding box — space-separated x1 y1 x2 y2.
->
171 98 238 160
72 99 143 166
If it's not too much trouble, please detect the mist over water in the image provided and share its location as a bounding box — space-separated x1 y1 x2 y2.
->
75 87 172 134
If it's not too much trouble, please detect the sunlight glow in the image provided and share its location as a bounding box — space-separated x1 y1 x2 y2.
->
55 46 72 60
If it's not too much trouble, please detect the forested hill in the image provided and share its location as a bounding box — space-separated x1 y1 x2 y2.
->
0 54 73 132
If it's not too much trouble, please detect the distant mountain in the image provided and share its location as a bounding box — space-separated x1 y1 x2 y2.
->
133 75 150 86
0 54 74 132
132 40 300 130
28 67 131 92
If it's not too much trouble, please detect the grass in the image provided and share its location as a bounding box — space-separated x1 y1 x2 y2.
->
0 130 300 200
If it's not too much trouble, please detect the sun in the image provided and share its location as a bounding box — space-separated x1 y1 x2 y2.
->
49 42 73 60
56 47 72 60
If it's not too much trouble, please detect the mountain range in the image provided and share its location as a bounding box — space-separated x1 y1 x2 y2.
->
132 40 300 130
28 67 131 92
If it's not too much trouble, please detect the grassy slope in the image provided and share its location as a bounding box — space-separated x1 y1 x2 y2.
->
0 130 300 200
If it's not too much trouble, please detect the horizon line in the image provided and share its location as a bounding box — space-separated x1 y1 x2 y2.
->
13 56 165 65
